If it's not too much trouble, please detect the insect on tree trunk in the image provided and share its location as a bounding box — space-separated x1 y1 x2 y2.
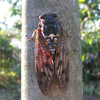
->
22 0 83 100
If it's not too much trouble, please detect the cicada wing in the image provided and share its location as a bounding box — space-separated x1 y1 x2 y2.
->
35 31 54 95
55 30 69 91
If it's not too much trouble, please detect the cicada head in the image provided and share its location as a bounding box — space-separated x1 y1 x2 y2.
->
38 13 60 37
39 13 57 20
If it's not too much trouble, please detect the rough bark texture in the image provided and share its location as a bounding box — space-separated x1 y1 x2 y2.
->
22 0 83 100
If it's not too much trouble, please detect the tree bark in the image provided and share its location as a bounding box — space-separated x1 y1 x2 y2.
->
22 0 83 100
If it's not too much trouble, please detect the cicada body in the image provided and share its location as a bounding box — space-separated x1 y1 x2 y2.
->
28 13 70 95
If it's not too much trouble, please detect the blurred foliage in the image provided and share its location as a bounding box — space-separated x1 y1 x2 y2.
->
78 0 100 95
0 0 21 16
83 83 95 96
0 0 22 30
0 30 21 88
0 0 21 99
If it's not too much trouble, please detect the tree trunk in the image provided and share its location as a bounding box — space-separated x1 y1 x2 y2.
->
22 0 83 100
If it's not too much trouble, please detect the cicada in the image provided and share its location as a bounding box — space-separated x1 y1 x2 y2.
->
28 13 71 95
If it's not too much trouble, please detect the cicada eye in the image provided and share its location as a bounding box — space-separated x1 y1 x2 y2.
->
39 14 46 19
52 13 57 18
